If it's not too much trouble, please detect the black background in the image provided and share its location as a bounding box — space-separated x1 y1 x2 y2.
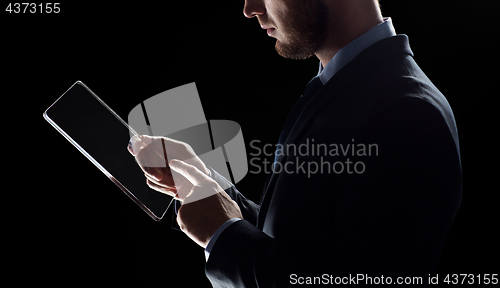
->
3 0 498 286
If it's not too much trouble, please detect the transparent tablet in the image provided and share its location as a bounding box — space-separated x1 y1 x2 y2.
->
43 81 174 221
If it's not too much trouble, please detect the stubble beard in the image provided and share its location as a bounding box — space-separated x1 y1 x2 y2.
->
275 0 329 60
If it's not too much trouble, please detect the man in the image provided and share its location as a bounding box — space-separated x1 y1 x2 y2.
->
128 0 462 286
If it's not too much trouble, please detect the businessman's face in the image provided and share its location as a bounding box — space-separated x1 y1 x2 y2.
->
244 0 328 59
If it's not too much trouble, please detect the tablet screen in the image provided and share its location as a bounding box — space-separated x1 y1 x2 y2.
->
44 81 174 221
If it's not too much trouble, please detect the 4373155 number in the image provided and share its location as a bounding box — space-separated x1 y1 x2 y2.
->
6 3 60 13
443 274 498 285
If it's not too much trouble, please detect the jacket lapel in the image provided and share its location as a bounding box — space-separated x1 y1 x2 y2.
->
256 63 370 229
257 35 413 228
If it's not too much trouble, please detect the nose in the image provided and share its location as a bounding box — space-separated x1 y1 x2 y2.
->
243 0 266 18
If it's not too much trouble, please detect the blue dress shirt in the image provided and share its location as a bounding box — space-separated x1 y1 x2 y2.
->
317 17 396 84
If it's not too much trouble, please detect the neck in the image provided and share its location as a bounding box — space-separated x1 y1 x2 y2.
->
315 1 383 67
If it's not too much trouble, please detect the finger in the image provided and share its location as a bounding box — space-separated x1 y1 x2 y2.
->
174 181 194 202
155 136 186 151
145 173 168 187
141 165 162 181
145 172 180 189
169 159 208 186
128 135 183 154
128 135 138 156
138 135 183 153
146 179 178 197
128 135 167 160
136 142 168 168
128 135 151 156
145 174 193 202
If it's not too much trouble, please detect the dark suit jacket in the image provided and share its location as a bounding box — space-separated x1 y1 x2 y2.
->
204 35 462 287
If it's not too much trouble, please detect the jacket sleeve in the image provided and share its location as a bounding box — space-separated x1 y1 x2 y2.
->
204 96 462 287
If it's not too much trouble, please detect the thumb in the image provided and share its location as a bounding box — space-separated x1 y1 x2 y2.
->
170 159 219 204
169 159 207 186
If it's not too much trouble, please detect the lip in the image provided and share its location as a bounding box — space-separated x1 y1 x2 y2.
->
262 26 276 36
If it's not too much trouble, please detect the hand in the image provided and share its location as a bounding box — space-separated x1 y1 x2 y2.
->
127 135 210 200
170 159 243 248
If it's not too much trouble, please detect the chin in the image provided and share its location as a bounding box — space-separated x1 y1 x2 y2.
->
275 41 315 60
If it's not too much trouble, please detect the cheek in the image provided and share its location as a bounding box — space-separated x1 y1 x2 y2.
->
266 1 286 27
268 14 288 40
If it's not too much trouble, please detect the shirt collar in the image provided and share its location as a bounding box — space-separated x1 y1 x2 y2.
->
317 17 397 84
